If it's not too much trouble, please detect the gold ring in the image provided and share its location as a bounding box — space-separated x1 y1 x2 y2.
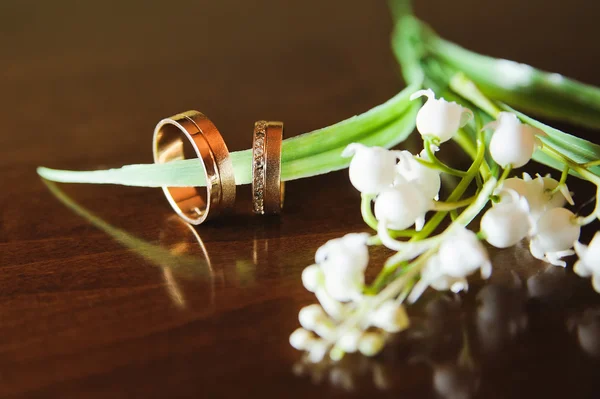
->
252 121 284 214
153 111 236 225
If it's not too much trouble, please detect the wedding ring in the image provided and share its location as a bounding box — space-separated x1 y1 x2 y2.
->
153 111 236 225
252 121 284 214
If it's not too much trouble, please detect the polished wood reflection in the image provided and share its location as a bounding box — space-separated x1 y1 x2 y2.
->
2 0 600 397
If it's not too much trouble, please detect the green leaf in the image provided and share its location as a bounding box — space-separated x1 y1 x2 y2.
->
429 35 600 130
38 83 420 187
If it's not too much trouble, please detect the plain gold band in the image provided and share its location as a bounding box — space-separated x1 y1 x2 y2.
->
252 121 284 214
153 111 236 225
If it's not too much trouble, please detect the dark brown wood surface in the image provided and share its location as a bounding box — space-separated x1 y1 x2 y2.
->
3 1 600 397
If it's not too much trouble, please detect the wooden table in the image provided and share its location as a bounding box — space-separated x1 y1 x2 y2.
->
2 1 600 397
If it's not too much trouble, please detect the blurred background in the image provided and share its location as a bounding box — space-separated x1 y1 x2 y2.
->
2 1 600 397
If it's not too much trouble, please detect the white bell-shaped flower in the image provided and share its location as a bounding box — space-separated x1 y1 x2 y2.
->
437 227 492 279
307 339 329 363
539 175 572 208
298 304 328 331
496 177 528 203
524 174 573 219
342 143 399 195
395 150 442 200
337 328 363 353
315 233 370 302
497 173 572 221
573 232 600 292
407 228 491 303
369 300 410 333
289 328 314 351
374 180 430 230
358 332 385 357
301 264 324 292
487 112 543 168
529 207 580 267
481 193 531 248
410 89 473 143
407 255 469 303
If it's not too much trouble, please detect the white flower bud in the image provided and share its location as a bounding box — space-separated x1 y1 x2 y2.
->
315 233 370 302
574 232 600 286
289 328 314 350
496 177 528 203
529 207 580 267
323 270 365 304
328 347 345 362
481 197 531 248
302 264 324 292
358 332 385 357
396 150 441 200
374 183 429 230
540 176 569 208
438 227 491 279
574 232 600 292
337 329 363 353
370 300 410 333
410 89 473 143
487 112 542 168
299 304 327 331
342 143 398 194
307 339 329 363
522 174 572 220
497 174 573 221
531 208 580 254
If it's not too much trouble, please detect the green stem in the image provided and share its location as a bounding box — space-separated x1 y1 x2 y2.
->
369 129 486 292
453 129 492 180
422 138 468 177
578 185 600 226
551 165 570 195
432 195 477 211
498 165 513 184
370 176 497 298
450 72 501 118
542 144 600 186
582 160 600 168
361 194 379 230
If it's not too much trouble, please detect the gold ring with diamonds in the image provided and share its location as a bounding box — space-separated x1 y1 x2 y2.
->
252 121 284 214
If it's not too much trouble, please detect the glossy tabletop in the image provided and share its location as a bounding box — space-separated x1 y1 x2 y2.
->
2 0 600 397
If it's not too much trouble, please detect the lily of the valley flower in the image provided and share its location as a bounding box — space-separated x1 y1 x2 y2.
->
342 143 399 195
374 177 430 230
408 228 491 303
486 112 544 168
369 300 410 333
529 207 581 267
438 227 492 279
357 332 385 357
481 192 531 248
315 233 370 302
410 89 473 143
573 232 600 292
523 173 574 217
396 150 442 200
337 328 363 353
407 255 469 304
497 173 573 221
289 328 315 351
